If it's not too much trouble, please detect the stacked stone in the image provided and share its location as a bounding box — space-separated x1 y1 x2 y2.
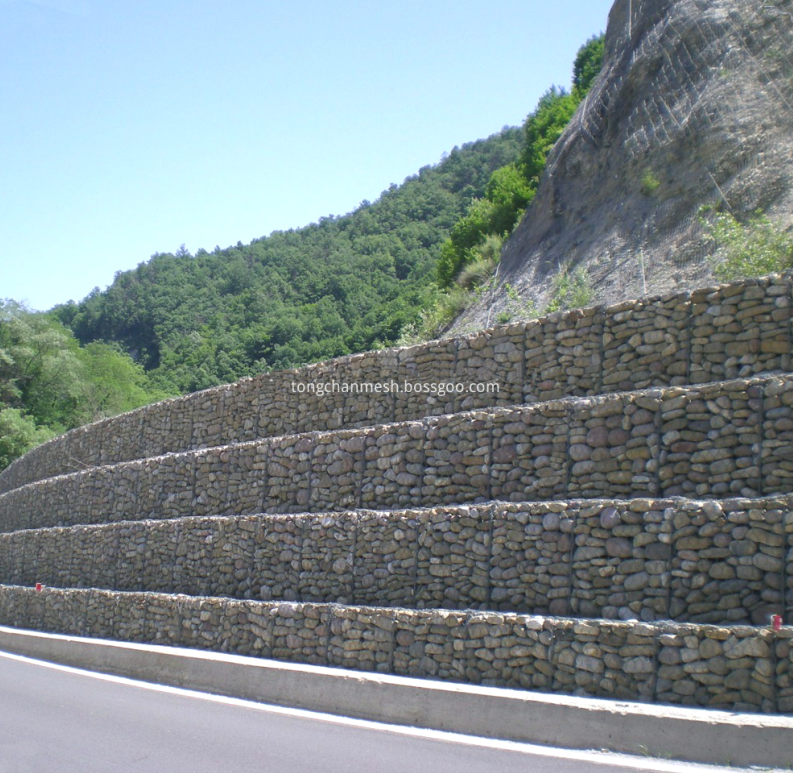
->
2 498 789 625
221 443 268 515
455 324 524 410
571 500 670 621
391 608 468 683
263 435 312 514
0 487 24 533
549 619 657 702
253 370 302 439
762 376 793 495
140 396 195 457
395 339 457 421
2 273 792 496
251 517 301 601
490 402 569 502
329 605 395 674
269 603 330 666
310 431 366 512
421 412 492 505
353 511 418 607
138 454 195 521
333 350 397 430
659 380 762 497
192 448 230 518
489 502 573 615
69 472 99 528
171 517 215 597
778 630 793 713
215 377 266 446
0 585 786 712
98 409 144 467
601 292 690 392
114 521 153 593
689 275 790 384
462 613 552 690
655 624 777 713
669 500 785 624
359 421 425 509
414 507 490 608
190 386 233 450
139 522 181 594
293 361 352 436
202 517 256 599
789 511 793 620
2 273 793 718
567 393 660 499
299 514 355 604
523 307 604 402
105 461 145 522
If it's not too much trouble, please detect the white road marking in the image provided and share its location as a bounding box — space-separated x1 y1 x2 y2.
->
0 650 768 773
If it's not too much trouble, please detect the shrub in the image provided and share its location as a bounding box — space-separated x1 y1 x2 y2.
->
546 267 594 313
641 169 661 195
456 234 504 290
702 209 793 280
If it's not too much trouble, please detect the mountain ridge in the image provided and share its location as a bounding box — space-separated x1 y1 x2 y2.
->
57 129 523 393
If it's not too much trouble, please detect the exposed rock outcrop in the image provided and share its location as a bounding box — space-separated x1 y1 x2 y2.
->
451 0 793 333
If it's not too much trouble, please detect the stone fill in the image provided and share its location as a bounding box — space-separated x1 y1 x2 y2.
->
1 273 789 494
1 272 792 715
0 498 787 625
0 585 788 714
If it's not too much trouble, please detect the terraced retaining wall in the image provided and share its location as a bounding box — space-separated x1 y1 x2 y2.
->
3 374 793 534
1 498 789 624
0 585 788 714
1 274 790 494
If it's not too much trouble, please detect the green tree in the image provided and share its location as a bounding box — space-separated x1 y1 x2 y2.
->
433 33 605 294
0 408 55 471
522 86 580 185
436 165 536 288
77 341 171 421
573 34 605 97
0 300 84 429
59 128 524 386
0 301 168 470
485 163 535 234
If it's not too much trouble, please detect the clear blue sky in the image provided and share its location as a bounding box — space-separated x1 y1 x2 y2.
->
1 0 613 311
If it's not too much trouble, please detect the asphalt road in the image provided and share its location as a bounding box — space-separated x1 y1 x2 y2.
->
0 651 742 773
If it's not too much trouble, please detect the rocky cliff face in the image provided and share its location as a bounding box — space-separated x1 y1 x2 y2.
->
451 0 793 334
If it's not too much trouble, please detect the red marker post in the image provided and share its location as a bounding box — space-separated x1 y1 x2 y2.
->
772 614 783 632
35 583 42 592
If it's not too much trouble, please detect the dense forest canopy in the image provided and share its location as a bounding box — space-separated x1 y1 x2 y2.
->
54 130 523 394
1 32 606 471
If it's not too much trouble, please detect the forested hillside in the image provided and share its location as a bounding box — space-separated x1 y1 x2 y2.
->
52 32 605 395
1 31 606 471
54 131 522 394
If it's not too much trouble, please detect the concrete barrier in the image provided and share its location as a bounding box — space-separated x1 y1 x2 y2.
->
1 625 790 769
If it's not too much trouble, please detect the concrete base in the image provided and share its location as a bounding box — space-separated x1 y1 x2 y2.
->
1 625 791 769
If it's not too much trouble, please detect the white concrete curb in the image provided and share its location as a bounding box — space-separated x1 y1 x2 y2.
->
1 625 791 769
